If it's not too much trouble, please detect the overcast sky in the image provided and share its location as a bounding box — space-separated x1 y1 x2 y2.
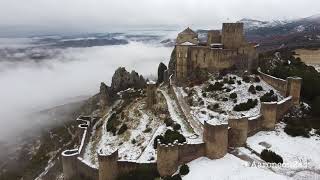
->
0 0 319 35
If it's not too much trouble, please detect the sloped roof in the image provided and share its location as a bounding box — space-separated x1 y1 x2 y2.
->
179 27 197 35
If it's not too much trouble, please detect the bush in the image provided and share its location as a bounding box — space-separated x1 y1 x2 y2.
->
173 124 181 131
202 92 207 97
143 127 152 133
254 76 261 82
164 118 174 127
207 82 224 91
179 164 190 176
107 113 120 135
162 129 186 145
131 139 136 144
260 90 278 102
248 85 256 94
243 75 250 83
234 99 258 111
256 85 263 91
118 124 128 135
228 78 235 84
284 118 310 138
237 80 242 85
207 103 219 111
226 88 231 92
230 92 237 99
260 149 283 164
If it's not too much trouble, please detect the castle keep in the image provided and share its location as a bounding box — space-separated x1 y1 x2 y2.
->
175 23 258 82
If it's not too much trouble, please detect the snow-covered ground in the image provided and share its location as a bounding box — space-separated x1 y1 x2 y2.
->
179 74 283 125
183 154 289 180
82 97 164 166
160 89 202 143
245 123 320 179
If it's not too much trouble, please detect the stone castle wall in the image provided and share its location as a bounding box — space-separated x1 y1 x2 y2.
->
62 116 99 180
258 69 302 105
170 78 203 134
189 46 238 72
247 115 263 136
62 72 301 179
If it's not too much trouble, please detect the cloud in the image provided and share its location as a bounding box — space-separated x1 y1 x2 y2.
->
0 41 171 141
0 0 319 35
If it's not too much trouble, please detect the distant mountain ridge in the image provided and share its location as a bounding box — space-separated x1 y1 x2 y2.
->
239 14 320 51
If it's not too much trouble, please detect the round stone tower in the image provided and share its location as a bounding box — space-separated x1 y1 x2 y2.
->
286 77 302 105
61 149 79 180
98 149 119 180
261 102 277 130
146 80 157 107
228 117 248 147
203 121 228 159
157 140 179 177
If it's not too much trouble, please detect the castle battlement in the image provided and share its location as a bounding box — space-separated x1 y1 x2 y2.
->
175 23 258 83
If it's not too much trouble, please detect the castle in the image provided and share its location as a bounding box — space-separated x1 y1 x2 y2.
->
175 23 258 82
60 23 303 180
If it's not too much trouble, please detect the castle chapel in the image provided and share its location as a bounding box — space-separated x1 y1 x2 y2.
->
175 23 258 82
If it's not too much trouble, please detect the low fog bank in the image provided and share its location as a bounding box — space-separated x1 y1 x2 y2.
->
0 41 171 143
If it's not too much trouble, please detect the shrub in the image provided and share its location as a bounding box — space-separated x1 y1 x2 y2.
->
223 78 229 84
254 76 261 82
260 149 283 164
316 129 320 136
199 100 204 106
143 127 152 133
207 103 219 111
106 113 120 135
248 85 256 94
131 139 136 144
226 88 231 92
256 85 263 91
237 80 242 85
118 124 128 135
230 92 237 99
162 129 186 145
202 92 207 97
243 75 250 83
173 124 181 131
284 118 310 138
207 82 224 91
179 164 190 176
234 99 258 111
228 78 235 84
222 97 228 101
164 118 174 127
260 90 278 102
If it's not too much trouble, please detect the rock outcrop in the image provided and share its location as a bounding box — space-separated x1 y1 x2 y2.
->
111 67 146 93
168 47 176 76
157 62 168 84
100 82 112 115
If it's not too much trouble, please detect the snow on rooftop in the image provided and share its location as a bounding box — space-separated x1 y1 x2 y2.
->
147 80 156 85
180 41 196 46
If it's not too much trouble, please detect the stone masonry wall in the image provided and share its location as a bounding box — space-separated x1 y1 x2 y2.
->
258 70 287 96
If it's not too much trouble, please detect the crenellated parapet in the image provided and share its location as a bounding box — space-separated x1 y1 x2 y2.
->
156 140 180 176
